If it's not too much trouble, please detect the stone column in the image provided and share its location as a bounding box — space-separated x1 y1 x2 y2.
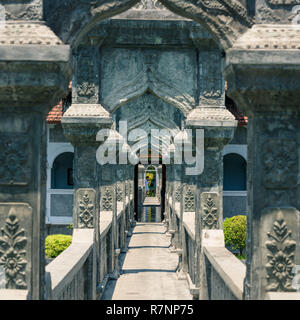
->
128 166 135 229
225 25 300 300
137 164 145 222
185 108 237 299
0 1 70 299
62 102 112 298
170 165 183 251
100 164 119 278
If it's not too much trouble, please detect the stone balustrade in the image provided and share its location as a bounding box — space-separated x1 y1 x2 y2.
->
169 196 245 300
44 198 134 300
202 245 245 300
45 229 95 300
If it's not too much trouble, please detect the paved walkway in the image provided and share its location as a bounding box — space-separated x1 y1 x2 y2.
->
101 223 192 300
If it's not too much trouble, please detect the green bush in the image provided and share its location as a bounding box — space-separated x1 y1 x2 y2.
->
45 234 72 258
223 215 247 256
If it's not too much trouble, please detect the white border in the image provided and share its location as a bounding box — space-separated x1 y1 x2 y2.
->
46 125 74 225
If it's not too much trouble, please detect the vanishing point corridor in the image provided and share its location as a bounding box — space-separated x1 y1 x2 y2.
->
101 223 193 300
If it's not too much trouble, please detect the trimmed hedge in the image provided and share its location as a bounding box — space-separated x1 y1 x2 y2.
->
45 234 72 258
223 215 247 256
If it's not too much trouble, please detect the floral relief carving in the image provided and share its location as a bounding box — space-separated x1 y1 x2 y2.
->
201 51 222 99
0 136 30 186
184 187 195 212
0 208 28 289
78 192 94 228
175 185 181 202
76 48 96 99
134 0 164 9
263 140 298 189
266 0 300 4
116 185 123 202
102 187 113 211
202 194 218 229
265 213 296 292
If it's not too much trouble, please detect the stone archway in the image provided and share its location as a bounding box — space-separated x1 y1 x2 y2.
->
44 0 253 49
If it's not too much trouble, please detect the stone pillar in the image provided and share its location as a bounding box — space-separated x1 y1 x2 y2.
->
225 25 300 299
127 166 135 233
62 102 112 299
0 1 70 299
100 164 119 278
170 165 182 251
137 164 145 222
185 108 237 299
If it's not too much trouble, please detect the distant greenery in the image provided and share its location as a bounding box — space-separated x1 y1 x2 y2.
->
223 215 247 257
67 223 73 230
45 234 72 258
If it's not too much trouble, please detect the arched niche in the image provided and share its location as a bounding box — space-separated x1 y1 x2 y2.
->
51 152 74 189
223 153 247 191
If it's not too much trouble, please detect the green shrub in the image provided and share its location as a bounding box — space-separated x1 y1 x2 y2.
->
223 215 247 256
45 234 72 258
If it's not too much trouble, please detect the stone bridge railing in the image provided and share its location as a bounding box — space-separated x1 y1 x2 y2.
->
45 198 134 300
167 196 246 300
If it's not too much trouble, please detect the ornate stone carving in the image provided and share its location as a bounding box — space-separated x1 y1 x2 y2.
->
116 184 124 202
184 187 195 212
265 213 296 292
78 191 94 228
263 140 298 189
0 136 31 186
0 208 28 289
201 193 218 229
175 185 181 202
0 22 63 45
76 48 96 100
200 51 222 100
101 187 113 211
233 24 300 50
102 63 195 116
134 0 165 9
266 0 300 4
158 0 253 49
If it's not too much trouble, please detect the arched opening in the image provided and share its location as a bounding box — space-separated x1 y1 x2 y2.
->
51 152 74 189
223 153 247 191
145 165 157 197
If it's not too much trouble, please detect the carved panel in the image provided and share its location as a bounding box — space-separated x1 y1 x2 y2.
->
76 189 95 228
175 185 181 202
0 203 32 290
184 186 195 212
116 184 124 202
266 0 300 4
201 193 219 230
265 212 296 292
200 51 222 101
134 0 164 9
158 0 253 49
76 47 96 102
0 135 31 186
101 187 114 211
263 139 298 189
